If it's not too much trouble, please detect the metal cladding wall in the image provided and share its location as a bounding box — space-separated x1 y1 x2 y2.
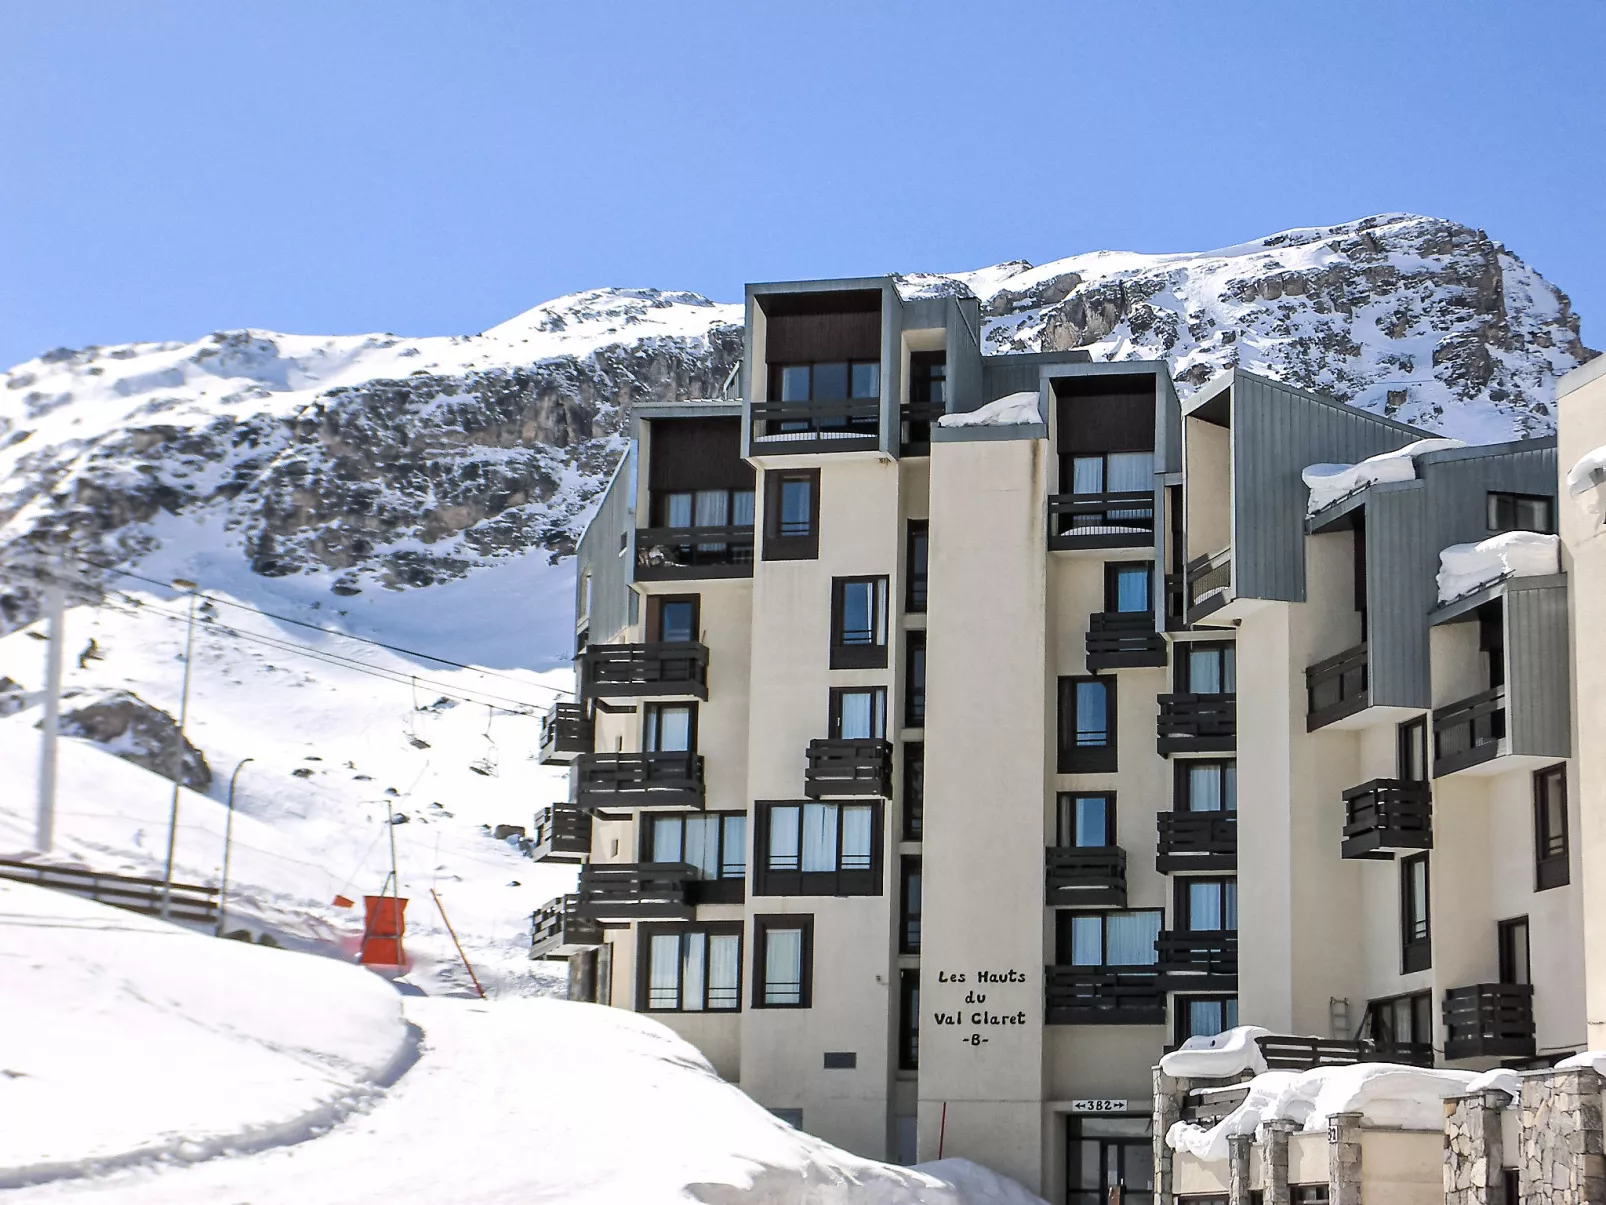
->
1417 440 1558 537
946 296 983 412
1506 578 1572 759
575 444 636 645
1231 372 1426 603
1364 482 1434 709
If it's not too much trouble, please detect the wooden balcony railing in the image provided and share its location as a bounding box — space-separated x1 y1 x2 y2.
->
1045 846 1128 908
803 738 893 799
1155 811 1237 873
529 804 592 864
1443 982 1535 1061
572 862 698 925
1045 966 1166 1025
538 702 593 765
1185 547 1233 622
1086 611 1168 671
1048 491 1155 550
1156 693 1236 755
1255 1035 1369 1072
635 526 755 580
1156 930 1238 990
579 642 709 700
529 894 604 959
749 399 881 450
1341 779 1432 860
572 752 705 811
1306 642 1369 730
1433 687 1506 777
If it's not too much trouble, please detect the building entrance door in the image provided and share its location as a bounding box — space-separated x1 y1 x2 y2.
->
1066 1115 1154 1205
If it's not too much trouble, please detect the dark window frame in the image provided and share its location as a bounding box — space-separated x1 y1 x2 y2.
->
762 468 821 561
642 700 699 753
1058 675 1117 773
1055 791 1116 848
754 799 884 897
1175 760 1236 813
642 810 747 882
1499 916 1531 986
753 913 815 1009
905 521 929 612
1401 852 1432 973
1176 876 1238 932
646 594 701 644
1177 641 1236 694
1364 989 1432 1051
769 359 882 403
1055 908 1164 966
897 966 920 1070
1534 764 1570 891
652 486 756 531
902 741 924 840
830 575 890 669
636 921 744 1013
899 855 922 954
1173 994 1239 1046
1487 491 1555 535
1104 561 1154 615
904 630 926 728
828 685 888 740
1397 717 1429 783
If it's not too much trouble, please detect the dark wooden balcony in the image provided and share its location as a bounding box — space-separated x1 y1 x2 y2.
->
572 862 697 925
1433 687 1506 777
1341 779 1432 860
1443 982 1535 1061
1047 491 1155 551
579 642 709 700
1255 1035 1369 1071
1185 548 1233 623
572 752 705 811
1086 612 1168 671
1156 693 1236 755
529 894 604 959
1045 846 1128 908
1306 642 1369 730
1045 966 1166 1025
803 738 893 798
1155 811 1237 873
749 399 881 452
537 702 593 765
900 401 947 455
1369 1041 1436 1068
635 526 755 581
529 804 592 863
1156 930 1237 991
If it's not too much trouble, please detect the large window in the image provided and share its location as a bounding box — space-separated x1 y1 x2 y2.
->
1365 991 1432 1058
1177 761 1235 812
1056 792 1115 847
639 923 742 1013
775 360 881 404
1176 995 1238 1045
898 968 920 1070
905 631 926 728
1487 491 1554 535
1066 1115 1154 1205
1534 765 1569 890
647 594 700 644
756 801 882 896
1179 642 1235 694
1064 451 1155 533
1179 878 1237 932
753 914 813 1008
644 812 746 896
656 487 755 531
1105 562 1152 614
903 742 924 840
906 521 928 612
1401 852 1431 973
829 686 887 740
830 576 889 669
643 702 697 752
899 856 922 954
1058 910 1162 967
1058 676 1117 773
762 469 819 561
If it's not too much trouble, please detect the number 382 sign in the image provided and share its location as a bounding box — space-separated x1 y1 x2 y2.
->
1070 1098 1129 1113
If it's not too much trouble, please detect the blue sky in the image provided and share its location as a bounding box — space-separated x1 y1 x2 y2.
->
2 2 1602 368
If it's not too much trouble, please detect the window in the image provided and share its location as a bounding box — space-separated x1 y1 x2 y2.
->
903 742 924 840
774 360 881 402
1068 451 1155 501
900 856 922 953
1066 1115 1154 1205
1179 878 1237 932
1401 853 1431 973
1177 761 1236 812
1058 910 1162 966
1365 990 1432 1057
647 594 700 644
754 914 813 1008
756 801 882 896
904 353 946 451
1292 1188 1329 1204
1175 995 1238 1045
762 469 820 560
829 686 887 740
645 812 746 900
643 702 697 752
1179 642 1235 694
1534 765 1569 890
830 576 889 669
1499 917 1531 986
1397 717 1428 782
1487 491 1554 535
638 924 741 1012
1056 792 1115 847
656 487 756 531
898 968 920 1070
1058 676 1117 773
1106 562 1152 614
904 631 926 727
905 521 928 612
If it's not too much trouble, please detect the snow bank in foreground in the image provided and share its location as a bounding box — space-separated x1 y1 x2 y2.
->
1301 438 1466 515
1555 1050 1606 1075
937 391 1040 427
1566 444 1606 527
0 879 411 1188
1167 1063 1487 1163
1158 1025 1270 1079
1437 531 1560 604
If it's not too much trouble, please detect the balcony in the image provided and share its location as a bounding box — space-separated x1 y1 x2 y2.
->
572 862 697 925
579 642 709 700
803 738 893 799
530 804 592 864
1340 779 1432 860
900 401 947 455
1306 643 1369 731
1156 693 1236 756
1047 491 1155 551
1432 687 1506 777
749 399 881 453
1045 846 1128 908
1156 930 1237 991
1185 548 1233 623
1045 966 1166 1025
1086 612 1167 671
572 752 705 812
1155 812 1237 873
537 702 593 765
1443 982 1535 1061
634 526 754 581
529 894 604 959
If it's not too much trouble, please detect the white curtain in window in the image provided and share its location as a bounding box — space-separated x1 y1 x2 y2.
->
665 493 693 528
802 803 837 872
838 690 878 740
651 816 683 862
767 806 800 871
650 705 692 752
1223 763 1237 811
1188 999 1225 1038
732 490 756 527
1106 911 1161 965
721 815 748 877
1188 765 1221 812
1188 882 1224 931
648 933 681 1009
682 815 719 878
695 490 729 527
1222 645 1237 692
1106 451 1154 493
1189 649 1223 694
681 931 706 1012
840 805 874 870
708 934 740 1009
1070 915 1102 965
764 928 803 1005
1071 457 1105 495
1224 880 1237 930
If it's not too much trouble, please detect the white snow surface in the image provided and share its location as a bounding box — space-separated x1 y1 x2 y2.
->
936 391 1041 427
1566 444 1606 527
1167 1063 1490 1163
1157 1025 1270 1079
1555 1050 1606 1075
1436 531 1561 604
1464 1068 1523 1098
1301 438 1467 515
0 879 410 1187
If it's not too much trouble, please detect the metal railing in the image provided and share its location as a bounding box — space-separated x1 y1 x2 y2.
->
1186 547 1233 621
1306 642 1369 730
1048 491 1155 548
0 858 219 925
1432 686 1506 776
749 399 881 448
635 526 755 578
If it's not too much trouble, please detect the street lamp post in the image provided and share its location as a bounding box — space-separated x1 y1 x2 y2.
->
217 756 254 937
160 578 199 921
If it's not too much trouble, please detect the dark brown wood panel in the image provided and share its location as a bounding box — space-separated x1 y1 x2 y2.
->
767 310 881 363
648 417 753 492
1055 375 1156 453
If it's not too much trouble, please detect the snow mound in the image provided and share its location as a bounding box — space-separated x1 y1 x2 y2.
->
1301 438 1466 515
1167 1063 1485 1163
1566 444 1606 527
1465 1068 1523 1097
1555 1050 1606 1076
0 879 412 1188
1437 531 1561 604
1158 1025 1271 1079
936 391 1040 427
914 1159 1048 1205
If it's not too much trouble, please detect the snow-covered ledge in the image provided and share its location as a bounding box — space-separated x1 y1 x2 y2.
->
1566 443 1606 529
1436 531 1560 605
1301 438 1466 517
936 391 1042 428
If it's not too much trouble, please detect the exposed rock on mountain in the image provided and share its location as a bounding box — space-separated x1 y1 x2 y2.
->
51 688 211 791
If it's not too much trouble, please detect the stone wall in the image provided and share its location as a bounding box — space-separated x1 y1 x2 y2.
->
1518 1067 1606 1204
1445 1089 1510 1205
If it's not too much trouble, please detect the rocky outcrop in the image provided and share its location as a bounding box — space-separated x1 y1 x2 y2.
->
51 689 211 792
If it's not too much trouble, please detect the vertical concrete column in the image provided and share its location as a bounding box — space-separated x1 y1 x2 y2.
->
1227 1133 1253 1205
1152 1067 1185 1205
1445 1089 1511 1205
1260 1118 1294 1205
1326 1111 1363 1205
1520 1068 1606 1205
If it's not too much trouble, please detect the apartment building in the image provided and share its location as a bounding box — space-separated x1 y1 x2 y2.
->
528 276 1585 1205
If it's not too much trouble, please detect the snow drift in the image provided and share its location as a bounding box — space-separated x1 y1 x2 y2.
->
1301 438 1466 515
1158 1025 1271 1079
1436 531 1561 604
937 391 1042 427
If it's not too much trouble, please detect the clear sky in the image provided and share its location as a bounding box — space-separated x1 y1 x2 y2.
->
2 2 1602 368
